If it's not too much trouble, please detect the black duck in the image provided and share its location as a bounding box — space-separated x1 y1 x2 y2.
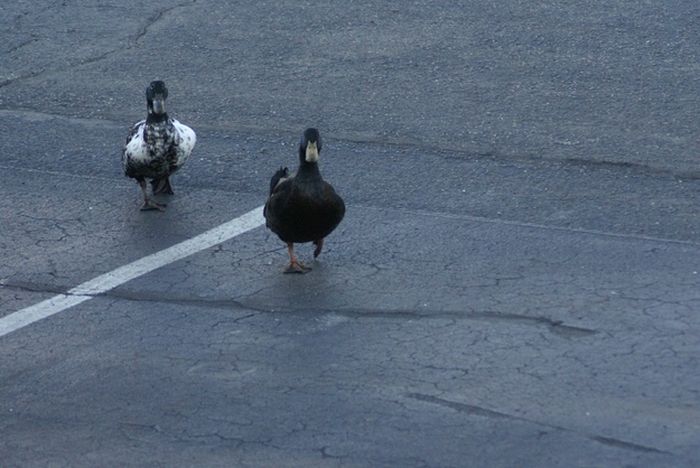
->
264 128 345 273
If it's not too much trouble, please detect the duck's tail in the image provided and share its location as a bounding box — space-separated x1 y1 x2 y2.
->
269 167 289 195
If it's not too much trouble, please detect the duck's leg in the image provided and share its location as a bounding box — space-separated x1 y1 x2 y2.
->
284 242 311 274
152 176 174 195
313 238 324 258
138 179 167 211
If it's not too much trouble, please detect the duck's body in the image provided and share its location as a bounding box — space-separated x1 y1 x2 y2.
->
265 166 345 243
264 128 345 273
122 81 196 210
123 117 195 184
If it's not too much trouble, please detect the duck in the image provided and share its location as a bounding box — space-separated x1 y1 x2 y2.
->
122 80 196 211
264 128 345 273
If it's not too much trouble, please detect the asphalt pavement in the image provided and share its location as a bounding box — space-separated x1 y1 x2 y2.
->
1 1 699 467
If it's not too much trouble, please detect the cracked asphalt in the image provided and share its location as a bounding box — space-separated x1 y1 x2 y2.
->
1 1 699 467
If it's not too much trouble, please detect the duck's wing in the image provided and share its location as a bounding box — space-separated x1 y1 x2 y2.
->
124 120 146 152
171 119 196 168
268 167 289 195
122 120 147 176
263 172 295 222
321 181 346 226
125 119 145 146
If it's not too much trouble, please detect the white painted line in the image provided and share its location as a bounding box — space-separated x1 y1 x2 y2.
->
0 205 266 338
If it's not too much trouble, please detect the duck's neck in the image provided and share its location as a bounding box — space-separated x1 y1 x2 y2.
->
146 112 169 124
297 158 321 180
297 145 322 178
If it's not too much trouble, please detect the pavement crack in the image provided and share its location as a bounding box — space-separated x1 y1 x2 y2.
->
314 307 597 337
132 0 198 46
0 69 46 88
3 265 599 340
120 422 163 433
406 393 518 421
73 0 199 68
406 393 672 456
401 138 697 181
589 435 669 455
1 278 596 337
0 280 67 296
100 289 261 313
210 313 258 328
6 37 37 55
0 1 198 88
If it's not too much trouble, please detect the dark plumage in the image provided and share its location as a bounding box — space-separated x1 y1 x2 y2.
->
264 128 345 273
122 80 196 211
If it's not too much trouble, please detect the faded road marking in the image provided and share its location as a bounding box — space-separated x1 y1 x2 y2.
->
0 206 265 338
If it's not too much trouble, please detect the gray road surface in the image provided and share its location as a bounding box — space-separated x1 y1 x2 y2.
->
1 1 699 467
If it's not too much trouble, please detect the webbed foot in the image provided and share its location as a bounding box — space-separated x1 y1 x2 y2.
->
284 260 312 274
140 199 167 211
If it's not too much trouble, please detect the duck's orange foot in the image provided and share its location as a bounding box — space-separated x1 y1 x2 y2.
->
284 260 312 274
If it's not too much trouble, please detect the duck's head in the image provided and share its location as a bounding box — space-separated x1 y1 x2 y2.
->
146 80 168 116
300 128 322 164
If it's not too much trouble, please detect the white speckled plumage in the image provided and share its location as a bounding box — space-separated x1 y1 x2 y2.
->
122 118 196 179
122 80 196 210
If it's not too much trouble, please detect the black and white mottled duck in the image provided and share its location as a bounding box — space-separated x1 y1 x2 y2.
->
122 80 196 211
264 128 345 273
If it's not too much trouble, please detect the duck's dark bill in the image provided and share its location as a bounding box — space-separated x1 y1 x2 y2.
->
152 98 165 114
